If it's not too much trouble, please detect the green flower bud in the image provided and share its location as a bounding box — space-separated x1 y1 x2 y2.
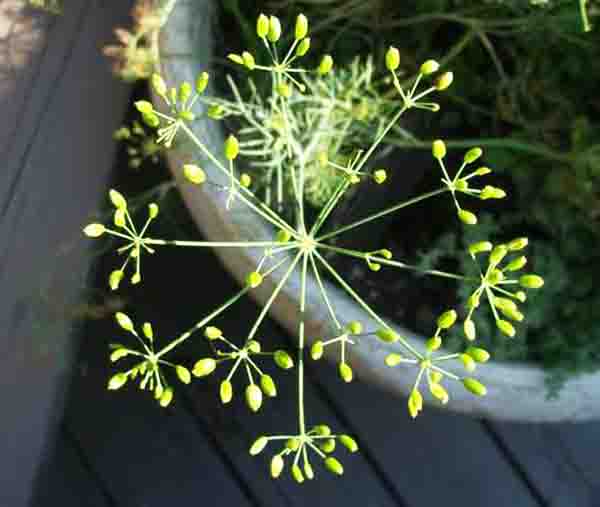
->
464 147 483 164
247 340 261 353
455 179 469 192
492 296 517 313
274 350 294 370
435 71 454 90
430 370 443 384
246 271 263 288
196 71 209 93
148 203 159 219
432 139 446 159
242 51 255 70
429 382 449 404
224 135 240 160
385 353 403 367
515 291 527 302
314 424 331 436
240 173 252 188
108 270 124 291
192 358 217 377
520 274 544 289
469 241 493 256
227 53 244 65
141 112 160 128
292 464 304 483
113 209 126 228
256 13 269 38
142 322 153 340
276 229 292 243
480 185 506 200
131 272 141 285
408 389 423 418
276 82 292 98
500 306 524 322
318 55 333 75
385 46 400 71
437 309 457 329
347 320 363 334
179 81 192 103
373 169 387 184
115 312 134 332
110 348 129 362
325 457 344 476
304 462 314 480
474 166 491 176
426 336 442 352
271 455 284 478
458 209 478 225
260 374 277 397
207 104 225 119
286 438 300 451
249 436 268 456
489 245 508 266
339 434 359 453
204 326 222 340
295 13 308 39
83 223 106 238
151 73 167 98
268 15 282 42
466 347 490 363
134 100 153 114
109 189 127 209
464 318 476 341
296 37 310 57
506 256 527 272
183 164 206 184
246 384 263 412
420 59 440 75
376 327 400 343
320 439 336 453
497 319 516 337
339 362 353 383
460 353 477 372
220 380 233 404
462 377 487 396
508 237 528 251
176 365 191 384
159 388 173 408
311 340 324 360
108 372 128 390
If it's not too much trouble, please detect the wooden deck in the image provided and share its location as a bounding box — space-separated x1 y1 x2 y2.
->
2 3 599 507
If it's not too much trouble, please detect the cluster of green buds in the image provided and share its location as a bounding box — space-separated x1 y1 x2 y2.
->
193 326 293 413
249 424 358 482
323 149 388 187
432 140 506 225
113 120 164 170
83 189 159 289
464 238 544 339
385 46 453 111
107 314 192 408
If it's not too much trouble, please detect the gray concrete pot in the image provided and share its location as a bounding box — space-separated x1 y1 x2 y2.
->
156 0 600 422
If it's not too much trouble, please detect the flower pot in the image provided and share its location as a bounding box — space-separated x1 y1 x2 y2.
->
155 0 600 422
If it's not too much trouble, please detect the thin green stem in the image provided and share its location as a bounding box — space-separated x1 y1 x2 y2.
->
308 252 341 329
144 239 287 248
298 252 309 435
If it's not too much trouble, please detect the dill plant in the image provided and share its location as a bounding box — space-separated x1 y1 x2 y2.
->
84 13 544 482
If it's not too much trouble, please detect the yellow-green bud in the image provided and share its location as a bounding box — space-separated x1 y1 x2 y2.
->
274 350 294 370
314 424 331 436
246 384 263 412
385 46 400 72
429 382 449 404
113 208 126 228
115 312 133 332
108 372 128 390
159 387 173 408
339 362 353 383
339 434 358 453
455 179 469 192
227 53 244 65
432 139 447 160
276 229 291 243
435 71 454 90
260 374 277 397
286 438 300 451
247 340 261 353
295 14 308 39
246 271 263 288
148 203 159 219
487 268 504 285
183 164 206 184
204 326 222 340
464 318 476 341
296 37 310 57
179 81 192 103
426 335 442 352
408 389 423 418
173 365 190 385
311 341 324 360
249 436 268 456
469 241 493 256
151 73 167 98
130 272 141 285
192 358 217 377
325 457 344 476
492 296 517 313
347 320 363 334
292 464 304 483
489 245 508 266
520 274 544 289
480 185 506 200
268 15 282 42
196 71 209 93
304 462 314 480
134 100 153 114
271 455 284 478
500 306 524 322
466 347 490 363
109 189 127 209
464 147 483 164
373 169 387 184
458 209 478 225
376 327 400 343
242 51 255 70
240 173 252 188
83 223 106 237
220 380 233 404
475 166 492 176
276 82 291 98
420 59 440 75
508 237 528 251
437 309 457 329
224 135 240 160
430 370 443 384
318 55 333 75
460 353 477 372
110 348 129 362
462 377 487 396
515 291 527 302
385 353 403 367
207 104 225 119
497 319 516 337
256 13 269 38
141 322 153 340
108 270 123 291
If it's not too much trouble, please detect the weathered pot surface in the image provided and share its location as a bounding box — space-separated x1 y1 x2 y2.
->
156 0 600 422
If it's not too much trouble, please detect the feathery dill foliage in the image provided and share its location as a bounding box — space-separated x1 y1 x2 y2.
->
84 14 543 482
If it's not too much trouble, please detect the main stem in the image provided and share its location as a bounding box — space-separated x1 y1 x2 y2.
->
298 252 309 435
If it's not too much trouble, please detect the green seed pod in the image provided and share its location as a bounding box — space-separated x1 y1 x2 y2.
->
464 147 483 164
325 457 344 476
142 322 153 340
426 336 442 352
268 15 282 42
320 439 336 453
437 309 457 330
385 46 400 72
318 55 333 75
179 81 192 103
373 169 387 184
292 464 304 483
110 348 129 362
115 312 134 332
220 380 233 404
480 185 506 200
432 139 446 160
260 374 277 397
246 271 263 288
108 372 128 390
276 82 291 98
240 173 252 188
131 272 141 285
183 164 206 184
492 296 517 313
134 100 153 114
430 370 443 384
142 112 160 128
500 306 524 322
276 229 292 243
497 319 516 338
192 358 217 377
466 347 490 363
347 321 363 334
159 388 173 408
474 166 491 176
227 53 244 65
339 362 353 383
408 389 423 418
489 245 508 266
515 291 527 302
83 223 106 238
435 71 454 90
224 135 240 160
148 203 159 219
178 111 195 122
246 384 263 412
256 13 269 38
420 59 440 75
458 209 478 225
247 340 261 353
176 365 191 384
207 104 225 119
250 436 268 456
462 377 487 396
296 37 311 57
508 237 528 251
468 293 481 309
109 270 124 291
520 274 544 289
376 328 400 343
455 179 469 192
385 353 403 367
304 462 314 480
274 350 294 370
429 382 449 404
460 353 477 372
506 256 527 272
339 435 358 453
286 438 300 451
271 455 284 478
242 51 255 70
151 73 167 98
311 341 324 360
295 13 308 39
196 71 209 93
314 424 331 436
170 87 178 104
204 326 222 340
464 318 476 341
109 188 127 209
